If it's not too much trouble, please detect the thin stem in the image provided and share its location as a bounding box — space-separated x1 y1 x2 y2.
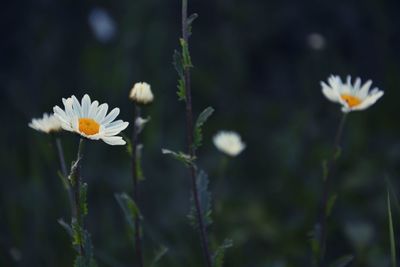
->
181 1 213 266
74 138 86 256
54 137 77 219
318 113 348 267
131 105 144 267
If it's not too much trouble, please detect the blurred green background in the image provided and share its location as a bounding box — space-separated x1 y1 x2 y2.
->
2 0 400 266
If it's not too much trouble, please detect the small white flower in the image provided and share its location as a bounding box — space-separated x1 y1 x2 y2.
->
53 94 129 145
129 82 154 104
213 131 246 157
321 75 384 113
29 113 63 134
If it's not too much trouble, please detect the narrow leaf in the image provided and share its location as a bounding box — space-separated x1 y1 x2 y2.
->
213 239 233 267
328 255 354 267
115 193 142 232
193 107 214 149
326 193 337 217
388 189 397 267
161 148 195 166
188 170 212 228
150 245 169 267
80 183 88 216
58 218 73 237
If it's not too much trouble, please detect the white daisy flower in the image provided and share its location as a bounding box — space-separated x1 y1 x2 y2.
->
213 131 246 157
321 75 384 113
29 113 63 134
53 94 129 145
129 82 154 104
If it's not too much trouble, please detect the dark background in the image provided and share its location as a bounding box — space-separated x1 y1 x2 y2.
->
1 0 400 266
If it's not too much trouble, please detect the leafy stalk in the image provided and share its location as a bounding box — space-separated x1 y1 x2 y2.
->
181 0 212 266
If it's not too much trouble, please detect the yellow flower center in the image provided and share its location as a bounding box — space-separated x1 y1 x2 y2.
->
340 94 362 108
79 118 100 135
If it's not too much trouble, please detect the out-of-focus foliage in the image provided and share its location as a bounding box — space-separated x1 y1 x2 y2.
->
1 0 400 266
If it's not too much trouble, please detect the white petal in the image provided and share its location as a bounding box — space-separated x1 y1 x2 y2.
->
357 80 372 98
81 94 91 117
88 101 99 118
352 91 384 111
322 86 340 103
101 107 120 125
72 95 82 118
102 136 126 145
94 103 108 122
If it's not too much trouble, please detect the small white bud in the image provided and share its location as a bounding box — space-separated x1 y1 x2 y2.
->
129 82 154 104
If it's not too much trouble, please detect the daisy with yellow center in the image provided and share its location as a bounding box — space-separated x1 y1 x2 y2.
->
53 94 129 145
29 113 63 134
321 75 384 112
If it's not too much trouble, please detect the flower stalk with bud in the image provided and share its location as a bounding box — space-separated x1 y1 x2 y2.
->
127 82 154 267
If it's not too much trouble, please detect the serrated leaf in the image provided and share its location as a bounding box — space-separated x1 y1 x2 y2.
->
150 245 169 267
180 38 192 68
115 193 142 233
193 107 214 150
177 79 186 101
328 255 354 267
326 193 337 217
188 170 212 228
161 148 195 166
213 239 233 267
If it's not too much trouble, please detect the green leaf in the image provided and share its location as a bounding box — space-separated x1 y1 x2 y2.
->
188 170 212 228
57 171 71 190
150 245 169 267
328 255 354 267
80 183 88 216
74 256 86 267
334 147 342 160
213 239 233 267
193 107 214 150
180 38 192 68
308 224 321 265
58 218 73 237
161 148 195 167
187 13 198 36
176 79 186 101
387 189 397 267
115 193 142 233
72 220 84 247
326 193 337 217
173 50 186 101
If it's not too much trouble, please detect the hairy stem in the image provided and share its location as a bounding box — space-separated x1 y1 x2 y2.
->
131 105 144 267
54 137 77 219
318 113 347 267
181 0 213 266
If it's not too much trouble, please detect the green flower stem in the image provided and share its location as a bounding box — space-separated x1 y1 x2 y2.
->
131 104 144 267
54 136 77 219
181 0 212 266
318 113 348 267
73 138 86 257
